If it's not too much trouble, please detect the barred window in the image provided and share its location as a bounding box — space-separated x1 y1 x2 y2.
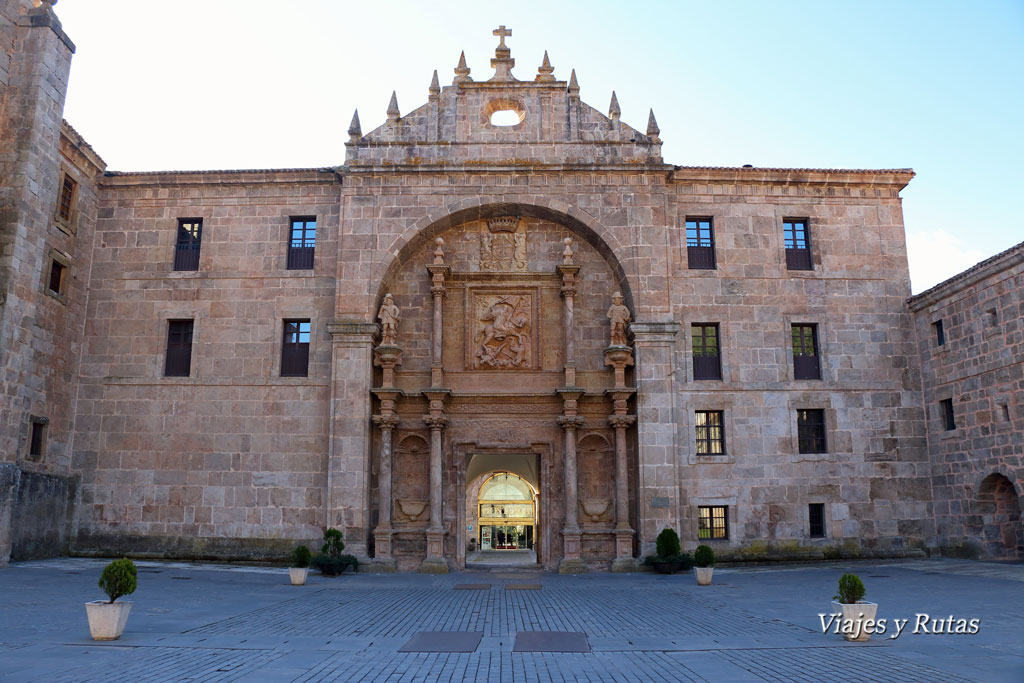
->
281 319 311 377
691 324 722 380
797 409 827 454
792 324 821 380
940 399 956 431
686 217 716 269
809 503 825 538
784 219 812 270
164 320 194 377
58 175 77 222
287 217 316 270
695 410 725 455
173 218 203 271
698 505 728 540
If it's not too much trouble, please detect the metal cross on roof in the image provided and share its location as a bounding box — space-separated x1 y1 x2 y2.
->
493 25 512 48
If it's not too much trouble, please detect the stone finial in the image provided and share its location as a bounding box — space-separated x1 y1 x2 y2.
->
33 0 57 7
646 108 660 142
454 51 472 83
608 92 621 121
348 109 362 142
378 293 401 346
433 237 445 264
562 237 574 265
429 70 441 100
567 69 580 99
386 91 400 123
489 25 516 81
536 50 555 82
607 291 631 347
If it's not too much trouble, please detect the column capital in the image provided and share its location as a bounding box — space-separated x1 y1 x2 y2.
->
423 415 449 430
373 414 400 430
556 415 585 429
607 415 636 430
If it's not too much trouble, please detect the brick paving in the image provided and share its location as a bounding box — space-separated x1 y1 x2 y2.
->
0 558 1021 681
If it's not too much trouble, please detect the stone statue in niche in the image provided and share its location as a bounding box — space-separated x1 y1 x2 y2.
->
480 216 527 271
475 294 531 368
377 293 401 346
607 291 631 347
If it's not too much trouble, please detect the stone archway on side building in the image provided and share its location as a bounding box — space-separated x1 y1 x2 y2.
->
973 472 1023 559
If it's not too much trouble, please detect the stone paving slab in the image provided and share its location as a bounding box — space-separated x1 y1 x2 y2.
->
514 631 590 653
398 631 484 653
0 558 1021 681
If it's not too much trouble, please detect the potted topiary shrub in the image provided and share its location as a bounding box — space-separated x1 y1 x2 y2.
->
85 557 137 640
831 573 877 642
694 544 715 585
647 528 691 574
289 544 312 585
312 528 349 576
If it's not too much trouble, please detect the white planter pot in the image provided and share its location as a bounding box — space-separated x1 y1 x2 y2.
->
695 566 714 585
831 600 878 642
289 567 309 586
85 600 132 641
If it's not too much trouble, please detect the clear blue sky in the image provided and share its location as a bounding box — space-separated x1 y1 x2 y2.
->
56 0 1023 293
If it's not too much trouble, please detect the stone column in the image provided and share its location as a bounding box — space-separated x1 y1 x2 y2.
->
557 397 586 574
371 413 398 567
421 399 449 574
608 412 636 570
427 238 450 388
326 321 380 559
629 321 680 557
556 238 581 387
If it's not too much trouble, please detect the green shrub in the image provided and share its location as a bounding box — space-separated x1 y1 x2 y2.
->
694 545 715 568
834 573 866 604
322 528 344 558
98 558 137 603
340 554 359 572
655 528 681 559
292 545 312 568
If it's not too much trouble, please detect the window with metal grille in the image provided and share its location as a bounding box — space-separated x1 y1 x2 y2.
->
287 217 316 270
29 420 46 459
809 503 825 538
173 218 203 271
164 320 194 377
58 175 76 222
691 323 722 380
48 260 66 295
784 219 812 270
797 409 827 454
933 320 945 346
792 323 821 380
940 398 956 431
695 410 725 455
281 319 311 377
686 217 716 269
698 505 728 540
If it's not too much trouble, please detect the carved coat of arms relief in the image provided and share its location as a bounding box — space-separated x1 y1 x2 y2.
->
480 216 527 272
473 293 532 369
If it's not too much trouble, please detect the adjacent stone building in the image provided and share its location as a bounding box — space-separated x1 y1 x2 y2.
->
1 3 1020 569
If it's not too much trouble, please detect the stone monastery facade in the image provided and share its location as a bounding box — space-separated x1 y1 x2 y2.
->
1 2 1021 570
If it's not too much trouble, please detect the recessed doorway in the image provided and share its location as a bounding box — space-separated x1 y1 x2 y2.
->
464 454 542 568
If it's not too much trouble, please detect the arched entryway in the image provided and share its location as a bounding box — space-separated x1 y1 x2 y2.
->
974 473 1023 558
471 472 538 563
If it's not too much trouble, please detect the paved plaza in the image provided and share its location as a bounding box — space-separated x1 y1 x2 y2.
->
0 558 1021 682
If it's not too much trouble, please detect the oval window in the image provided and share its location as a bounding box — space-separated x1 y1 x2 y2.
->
490 109 522 126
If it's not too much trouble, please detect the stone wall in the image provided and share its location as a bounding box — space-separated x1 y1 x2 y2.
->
909 242 1024 559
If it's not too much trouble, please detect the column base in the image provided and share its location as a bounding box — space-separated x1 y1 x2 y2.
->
418 557 450 574
611 557 640 573
367 558 398 573
614 528 634 559
558 557 588 574
373 527 393 560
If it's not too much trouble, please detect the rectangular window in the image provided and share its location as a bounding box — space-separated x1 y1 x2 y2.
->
809 503 825 538
686 217 716 269
164 320 194 377
934 320 945 346
57 175 77 222
287 217 317 270
797 409 827 454
698 505 728 540
691 323 722 380
29 420 46 459
695 410 725 455
792 323 821 380
281 319 311 377
173 218 203 271
784 219 813 270
48 260 66 295
940 398 956 431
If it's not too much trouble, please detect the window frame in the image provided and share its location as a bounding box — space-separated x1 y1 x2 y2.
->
691 323 722 381
933 319 945 347
796 408 827 454
287 216 317 270
44 248 71 303
281 318 312 377
164 319 195 378
694 410 726 455
54 169 78 233
173 218 204 272
685 217 716 270
808 502 826 538
940 398 956 432
791 323 822 381
783 218 813 270
28 416 48 461
698 505 729 540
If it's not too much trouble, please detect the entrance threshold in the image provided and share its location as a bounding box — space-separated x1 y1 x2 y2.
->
466 549 538 569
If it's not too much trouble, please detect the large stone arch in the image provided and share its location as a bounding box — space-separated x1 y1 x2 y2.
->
971 469 1023 558
373 198 637 312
